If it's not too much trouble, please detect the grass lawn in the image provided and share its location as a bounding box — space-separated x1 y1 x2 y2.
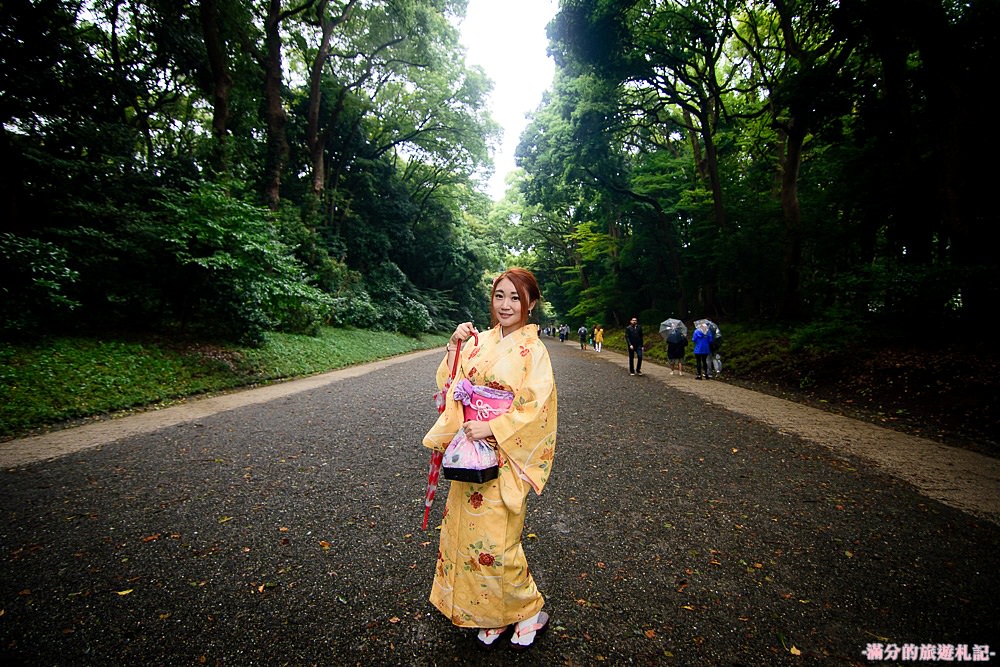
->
0 328 447 439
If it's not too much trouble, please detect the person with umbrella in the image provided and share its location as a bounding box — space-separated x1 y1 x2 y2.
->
694 318 722 378
422 268 558 649
659 318 688 376
692 320 714 379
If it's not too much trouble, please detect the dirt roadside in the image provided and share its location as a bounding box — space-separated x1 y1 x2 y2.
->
4 344 999 527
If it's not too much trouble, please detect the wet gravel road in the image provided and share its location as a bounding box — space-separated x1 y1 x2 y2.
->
2 339 998 666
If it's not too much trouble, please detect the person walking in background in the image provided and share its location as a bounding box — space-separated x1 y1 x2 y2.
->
625 316 644 376
593 325 604 353
692 321 713 380
708 323 722 378
666 328 687 375
422 267 557 649
577 324 588 350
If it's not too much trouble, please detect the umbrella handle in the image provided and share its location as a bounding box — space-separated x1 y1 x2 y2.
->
448 332 478 382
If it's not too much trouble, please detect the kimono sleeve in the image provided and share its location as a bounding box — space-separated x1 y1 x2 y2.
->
433 352 451 390
422 352 465 452
489 342 557 495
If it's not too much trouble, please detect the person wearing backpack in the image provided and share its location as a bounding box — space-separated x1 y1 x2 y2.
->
577 324 588 350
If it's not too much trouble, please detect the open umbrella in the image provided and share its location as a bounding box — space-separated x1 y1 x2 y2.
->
694 318 720 340
422 332 478 530
659 318 688 341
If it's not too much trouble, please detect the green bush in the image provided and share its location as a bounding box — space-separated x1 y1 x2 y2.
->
0 233 80 338
155 181 333 344
788 320 864 353
364 261 434 335
330 293 380 329
397 297 434 337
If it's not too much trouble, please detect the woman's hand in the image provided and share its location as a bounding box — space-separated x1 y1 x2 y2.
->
463 420 494 441
450 321 478 345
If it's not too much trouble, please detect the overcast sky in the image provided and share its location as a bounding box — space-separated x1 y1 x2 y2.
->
459 0 558 200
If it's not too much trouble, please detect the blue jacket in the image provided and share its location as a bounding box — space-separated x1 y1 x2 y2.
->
692 328 713 355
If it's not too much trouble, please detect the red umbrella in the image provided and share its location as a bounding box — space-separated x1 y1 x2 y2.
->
422 332 477 530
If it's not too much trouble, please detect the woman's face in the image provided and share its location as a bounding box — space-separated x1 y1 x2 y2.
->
492 277 529 332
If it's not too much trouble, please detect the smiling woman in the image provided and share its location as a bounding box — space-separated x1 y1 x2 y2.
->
460 0 558 199
422 266 558 649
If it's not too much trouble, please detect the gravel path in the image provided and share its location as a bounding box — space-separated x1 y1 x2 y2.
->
2 340 998 665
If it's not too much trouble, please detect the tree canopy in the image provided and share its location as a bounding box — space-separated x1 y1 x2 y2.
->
2 0 995 344
518 0 997 331
2 0 496 342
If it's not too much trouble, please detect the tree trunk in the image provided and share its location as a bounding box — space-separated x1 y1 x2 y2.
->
697 113 725 318
306 0 358 201
199 0 232 176
262 0 289 210
777 120 805 320
307 1 334 199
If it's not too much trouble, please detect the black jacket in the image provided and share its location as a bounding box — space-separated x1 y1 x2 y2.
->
625 324 644 349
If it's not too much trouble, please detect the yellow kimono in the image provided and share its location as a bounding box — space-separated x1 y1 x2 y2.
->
422 324 557 628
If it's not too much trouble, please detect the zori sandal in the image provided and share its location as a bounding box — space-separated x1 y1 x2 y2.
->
510 611 549 649
476 625 511 648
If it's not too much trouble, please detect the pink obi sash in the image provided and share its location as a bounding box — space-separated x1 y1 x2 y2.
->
453 378 513 422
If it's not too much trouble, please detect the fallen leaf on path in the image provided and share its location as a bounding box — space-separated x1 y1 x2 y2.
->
116 589 133 596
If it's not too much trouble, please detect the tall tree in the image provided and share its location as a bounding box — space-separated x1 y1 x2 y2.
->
730 0 858 318
262 0 315 210
550 0 743 317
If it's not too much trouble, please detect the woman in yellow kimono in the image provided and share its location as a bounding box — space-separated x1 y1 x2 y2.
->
423 268 557 649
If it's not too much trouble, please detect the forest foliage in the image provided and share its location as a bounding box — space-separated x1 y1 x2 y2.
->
2 0 498 344
2 0 996 346
515 0 998 333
